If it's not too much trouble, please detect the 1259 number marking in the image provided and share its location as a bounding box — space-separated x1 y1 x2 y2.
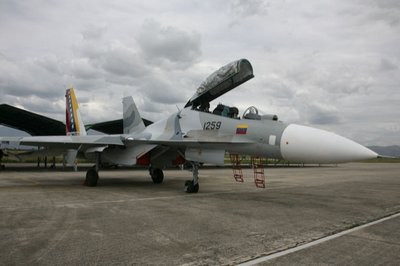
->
203 121 222 130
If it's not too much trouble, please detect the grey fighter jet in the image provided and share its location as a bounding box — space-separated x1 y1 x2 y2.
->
0 59 378 193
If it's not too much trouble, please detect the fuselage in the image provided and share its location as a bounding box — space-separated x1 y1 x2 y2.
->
178 108 287 159
126 107 377 166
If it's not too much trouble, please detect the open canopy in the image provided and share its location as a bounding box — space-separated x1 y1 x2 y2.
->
184 58 254 109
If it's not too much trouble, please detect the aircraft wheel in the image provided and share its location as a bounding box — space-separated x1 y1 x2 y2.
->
85 168 99 187
184 180 199 193
151 168 164 184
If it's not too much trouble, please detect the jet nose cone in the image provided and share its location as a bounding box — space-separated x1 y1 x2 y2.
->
280 124 378 164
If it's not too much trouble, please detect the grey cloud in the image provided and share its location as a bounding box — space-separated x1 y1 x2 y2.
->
15 96 64 117
324 73 373 96
68 58 103 80
0 55 62 99
230 0 269 18
73 31 150 80
366 0 400 26
0 2 30 21
99 47 149 78
33 55 62 74
308 110 342 125
228 0 269 27
295 99 342 125
136 20 201 69
380 58 398 71
278 56 374 97
82 25 107 41
141 77 186 105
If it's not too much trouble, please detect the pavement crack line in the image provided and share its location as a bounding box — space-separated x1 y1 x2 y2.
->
238 211 400 266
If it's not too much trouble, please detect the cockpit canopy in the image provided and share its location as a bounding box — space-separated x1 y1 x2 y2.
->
243 106 278 121
185 59 254 109
184 59 278 122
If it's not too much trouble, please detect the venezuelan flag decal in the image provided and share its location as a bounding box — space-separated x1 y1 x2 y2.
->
236 124 248 135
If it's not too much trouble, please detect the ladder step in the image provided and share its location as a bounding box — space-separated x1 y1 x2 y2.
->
251 156 266 189
254 179 265 188
230 153 244 183
234 174 244 182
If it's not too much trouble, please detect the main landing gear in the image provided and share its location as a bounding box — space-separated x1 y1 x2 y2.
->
184 162 199 193
84 152 100 187
0 150 5 170
85 167 99 186
150 167 164 184
149 162 200 193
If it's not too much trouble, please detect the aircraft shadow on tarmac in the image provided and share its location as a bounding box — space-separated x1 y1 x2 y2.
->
0 169 189 191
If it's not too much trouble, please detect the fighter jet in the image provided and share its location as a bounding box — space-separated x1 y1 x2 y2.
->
0 59 378 192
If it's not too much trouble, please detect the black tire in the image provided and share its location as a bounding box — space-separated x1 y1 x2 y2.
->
151 168 164 184
184 180 199 193
193 183 199 193
85 168 99 187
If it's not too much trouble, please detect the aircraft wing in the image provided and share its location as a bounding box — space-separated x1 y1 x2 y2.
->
2 131 249 151
2 131 251 166
0 135 124 149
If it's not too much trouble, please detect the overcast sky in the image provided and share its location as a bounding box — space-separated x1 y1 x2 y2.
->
0 0 399 146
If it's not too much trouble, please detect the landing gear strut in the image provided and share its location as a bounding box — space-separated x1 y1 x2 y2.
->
150 167 164 184
85 152 100 187
185 162 199 193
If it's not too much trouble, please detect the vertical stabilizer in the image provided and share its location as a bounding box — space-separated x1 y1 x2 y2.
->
65 88 87 136
123 96 145 134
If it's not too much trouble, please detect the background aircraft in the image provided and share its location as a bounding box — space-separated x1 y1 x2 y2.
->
1 88 90 168
0 102 152 136
0 59 378 192
0 88 152 168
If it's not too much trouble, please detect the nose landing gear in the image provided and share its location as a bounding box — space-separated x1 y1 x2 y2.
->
185 162 199 193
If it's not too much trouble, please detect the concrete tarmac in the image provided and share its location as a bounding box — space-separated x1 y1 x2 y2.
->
0 163 399 265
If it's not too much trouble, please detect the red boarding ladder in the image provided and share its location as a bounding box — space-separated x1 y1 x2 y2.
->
251 156 266 188
229 154 244 182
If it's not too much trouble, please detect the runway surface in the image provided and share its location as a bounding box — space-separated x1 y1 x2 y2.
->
0 163 399 265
